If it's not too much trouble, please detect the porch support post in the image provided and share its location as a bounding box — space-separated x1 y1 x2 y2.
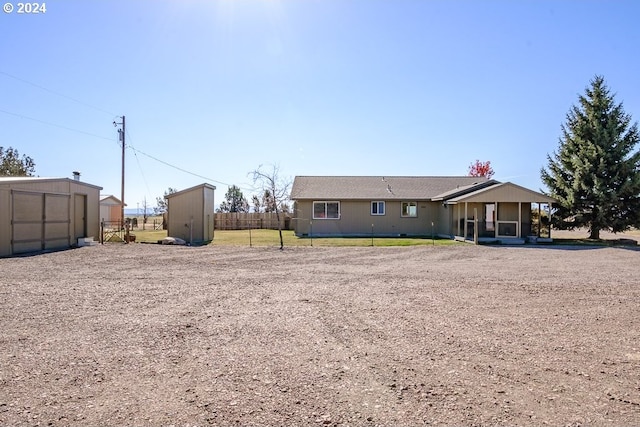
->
538 203 541 237
473 207 478 244
548 203 552 239
457 204 460 236
518 202 522 238
464 202 468 239
494 201 498 238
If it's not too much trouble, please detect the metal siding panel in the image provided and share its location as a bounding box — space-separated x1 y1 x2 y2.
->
45 194 69 221
45 194 70 248
73 194 87 240
12 192 44 254
12 222 42 241
204 188 215 240
12 192 43 221
72 183 101 239
0 189 11 256
44 225 70 249
167 189 201 242
11 241 43 254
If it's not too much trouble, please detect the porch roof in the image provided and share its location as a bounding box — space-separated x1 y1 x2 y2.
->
445 182 557 204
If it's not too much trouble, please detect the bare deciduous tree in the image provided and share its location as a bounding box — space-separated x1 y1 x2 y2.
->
155 187 177 214
249 164 292 249
141 197 150 229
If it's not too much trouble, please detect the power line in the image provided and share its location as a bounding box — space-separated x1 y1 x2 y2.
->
127 145 255 192
2 100 255 195
128 145 229 186
0 70 117 117
125 128 153 199
0 108 115 141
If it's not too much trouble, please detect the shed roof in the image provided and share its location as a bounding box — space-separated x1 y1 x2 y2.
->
290 176 491 200
100 195 122 204
0 176 102 190
165 183 217 199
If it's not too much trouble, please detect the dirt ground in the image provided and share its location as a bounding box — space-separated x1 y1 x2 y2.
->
1 243 639 426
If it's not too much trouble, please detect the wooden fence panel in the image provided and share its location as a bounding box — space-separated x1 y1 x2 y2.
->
214 213 292 230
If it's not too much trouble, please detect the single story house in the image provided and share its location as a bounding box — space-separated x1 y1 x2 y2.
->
166 183 216 245
290 176 556 243
0 176 102 257
99 194 123 224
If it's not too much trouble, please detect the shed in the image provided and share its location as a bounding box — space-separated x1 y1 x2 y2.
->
99 195 123 224
0 176 102 257
165 183 216 245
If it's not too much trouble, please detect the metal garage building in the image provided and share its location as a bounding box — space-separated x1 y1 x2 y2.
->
0 177 102 257
166 183 216 245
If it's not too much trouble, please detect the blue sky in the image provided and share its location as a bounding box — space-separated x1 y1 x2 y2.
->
2 0 639 210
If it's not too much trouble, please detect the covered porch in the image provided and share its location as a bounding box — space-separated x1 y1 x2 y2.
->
444 182 556 244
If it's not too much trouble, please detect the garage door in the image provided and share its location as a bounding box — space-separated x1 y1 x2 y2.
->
11 191 70 254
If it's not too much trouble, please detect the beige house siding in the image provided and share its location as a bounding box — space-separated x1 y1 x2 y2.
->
291 177 557 240
166 183 215 244
294 200 439 236
0 178 101 257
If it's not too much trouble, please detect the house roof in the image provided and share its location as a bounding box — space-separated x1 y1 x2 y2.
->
290 176 491 200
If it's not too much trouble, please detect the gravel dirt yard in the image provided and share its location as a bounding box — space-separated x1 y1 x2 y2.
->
1 243 639 426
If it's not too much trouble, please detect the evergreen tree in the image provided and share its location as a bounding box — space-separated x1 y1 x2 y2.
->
541 76 640 239
217 185 249 213
262 189 276 213
251 194 262 213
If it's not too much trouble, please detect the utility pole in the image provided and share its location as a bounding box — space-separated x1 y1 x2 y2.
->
114 116 126 237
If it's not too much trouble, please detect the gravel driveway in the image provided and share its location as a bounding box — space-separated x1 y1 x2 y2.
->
1 244 639 426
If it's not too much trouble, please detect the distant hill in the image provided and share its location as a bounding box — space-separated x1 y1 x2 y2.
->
124 208 156 216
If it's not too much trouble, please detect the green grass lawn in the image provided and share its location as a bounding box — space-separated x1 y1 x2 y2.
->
212 229 461 247
130 228 460 247
126 228 638 247
128 229 169 244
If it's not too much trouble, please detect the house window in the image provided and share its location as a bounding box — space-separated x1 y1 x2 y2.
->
313 201 340 219
401 201 417 217
371 201 385 215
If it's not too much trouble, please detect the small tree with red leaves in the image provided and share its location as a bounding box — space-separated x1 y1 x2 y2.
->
468 160 495 179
